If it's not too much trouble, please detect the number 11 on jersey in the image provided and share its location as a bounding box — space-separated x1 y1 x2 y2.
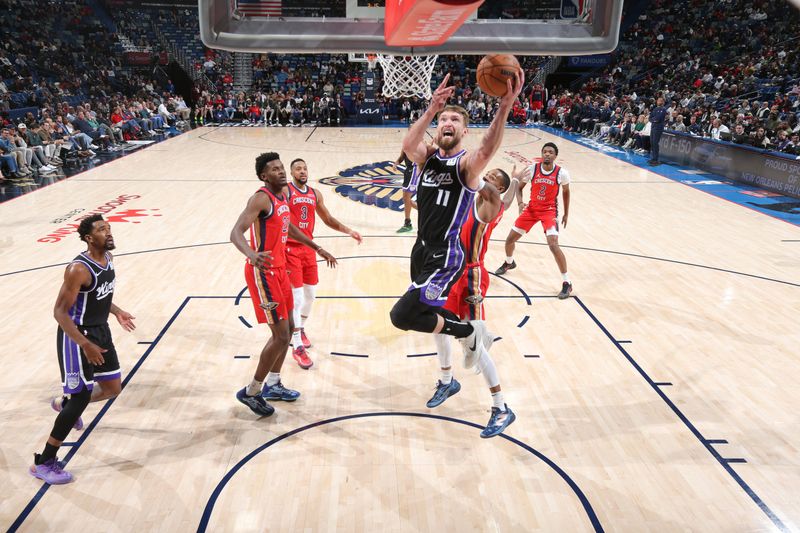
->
436 189 451 206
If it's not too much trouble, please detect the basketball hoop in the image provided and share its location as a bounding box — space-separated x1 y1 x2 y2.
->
374 54 438 100
366 53 378 70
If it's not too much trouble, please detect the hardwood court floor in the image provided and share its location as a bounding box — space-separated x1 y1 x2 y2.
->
1 126 798 532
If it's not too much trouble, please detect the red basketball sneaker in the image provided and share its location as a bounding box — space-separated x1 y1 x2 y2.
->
300 328 312 349
292 345 313 369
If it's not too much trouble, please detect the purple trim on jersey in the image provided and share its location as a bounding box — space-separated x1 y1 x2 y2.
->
80 252 111 271
69 292 85 323
73 259 98 292
447 191 473 243
62 333 91 394
442 190 474 272
402 163 420 193
455 154 479 193
435 148 466 160
414 261 464 307
94 371 121 382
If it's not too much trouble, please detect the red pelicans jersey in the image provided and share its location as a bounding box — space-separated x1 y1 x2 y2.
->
461 202 505 267
249 187 290 268
527 163 570 212
286 182 317 244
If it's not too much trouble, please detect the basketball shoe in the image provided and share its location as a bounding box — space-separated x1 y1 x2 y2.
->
236 388 275 416
262 381 301 402
494 260 516 275
29 455 74 484
292 345 313 369
426 378 461 408
480 405 516 438
300 328 312 348
558 282 573 299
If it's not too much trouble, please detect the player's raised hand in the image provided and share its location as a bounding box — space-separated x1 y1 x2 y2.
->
512 164 533 184
250 251 273 270
317 247 338 268
429 73 454 113
501 68 525 108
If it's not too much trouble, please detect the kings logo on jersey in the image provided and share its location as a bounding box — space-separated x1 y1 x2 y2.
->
319 161 409 212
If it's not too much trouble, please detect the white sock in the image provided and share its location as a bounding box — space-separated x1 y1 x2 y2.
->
491 391 506 410
291 329 302 348
562 272 570 282
440 368 453 385
505 256 514 264
476 347 500 388
434 334 452 379
301 284 316 324
246 379 263 396
266 372 280 387
291 287 303 329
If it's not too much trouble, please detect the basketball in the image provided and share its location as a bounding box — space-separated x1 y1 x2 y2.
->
476 54 521 97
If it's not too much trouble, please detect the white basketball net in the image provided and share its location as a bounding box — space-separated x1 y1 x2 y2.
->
374 55 438 100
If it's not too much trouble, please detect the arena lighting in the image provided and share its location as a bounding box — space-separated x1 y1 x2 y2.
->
384 0 485 47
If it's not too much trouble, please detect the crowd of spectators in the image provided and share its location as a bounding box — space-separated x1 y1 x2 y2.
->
0 0 197 181
541 0 800 156
1 90 190 181
2 0 799 183
534 83 800 157
190 53 546 127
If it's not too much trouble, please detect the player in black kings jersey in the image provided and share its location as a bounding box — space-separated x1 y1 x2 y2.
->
389 71 524 426
29 214 136 484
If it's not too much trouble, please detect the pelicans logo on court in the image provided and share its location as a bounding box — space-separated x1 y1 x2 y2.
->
319 161 406 212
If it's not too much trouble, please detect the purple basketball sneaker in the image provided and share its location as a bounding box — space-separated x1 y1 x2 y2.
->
30 455 74 485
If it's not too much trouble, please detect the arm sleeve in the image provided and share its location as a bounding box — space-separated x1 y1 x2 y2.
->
558 167 571 186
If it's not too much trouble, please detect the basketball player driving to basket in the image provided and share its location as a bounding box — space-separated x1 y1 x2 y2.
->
389 70 524 437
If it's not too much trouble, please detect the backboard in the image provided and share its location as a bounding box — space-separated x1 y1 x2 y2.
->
199 0 623 56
